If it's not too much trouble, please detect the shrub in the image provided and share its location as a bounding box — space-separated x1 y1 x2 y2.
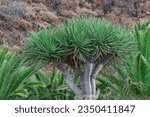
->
1 0 27 18
23 70 78 100
0 48 36 99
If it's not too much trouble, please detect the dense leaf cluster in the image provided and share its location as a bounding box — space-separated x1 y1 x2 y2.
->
24 17 134 65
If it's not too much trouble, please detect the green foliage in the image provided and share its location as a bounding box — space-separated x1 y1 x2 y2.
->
0 48 37 99
23 70 78 100
24 17 134 65
134 21 150 62
23 29 59 65
97 63 139 100
133 21 150 97
97 21 150 100
0 48 77 100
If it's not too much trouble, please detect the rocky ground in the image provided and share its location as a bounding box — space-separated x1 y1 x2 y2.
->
0 0 150 53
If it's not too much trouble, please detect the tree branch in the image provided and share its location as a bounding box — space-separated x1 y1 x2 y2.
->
90 63 103 98
90 54 114 98
91 63 103 79
91 53 115 79
81 61 93 98
101 53 115 65
57 62 83 98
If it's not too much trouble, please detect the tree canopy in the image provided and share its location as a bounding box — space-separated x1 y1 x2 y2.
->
24 17 134 66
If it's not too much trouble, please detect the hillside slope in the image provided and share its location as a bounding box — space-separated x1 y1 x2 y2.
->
0 0 149 53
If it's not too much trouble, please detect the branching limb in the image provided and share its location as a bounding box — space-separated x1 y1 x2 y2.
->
91 63 103 79
91 53 115 80
90 54 115 98
57 62 83 98
81 61 93 98
101 54 115 65
91 78 96 99
90 63 103 98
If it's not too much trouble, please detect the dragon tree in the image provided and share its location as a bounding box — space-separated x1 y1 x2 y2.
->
24 17 134 99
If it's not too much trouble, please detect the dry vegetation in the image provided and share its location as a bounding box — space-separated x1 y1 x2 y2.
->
0 0 150 52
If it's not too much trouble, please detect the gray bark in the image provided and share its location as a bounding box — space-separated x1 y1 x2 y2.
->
90 54 114 99
91 63 103 99
80 61 93 99
57 54 114 100
57 63 83 99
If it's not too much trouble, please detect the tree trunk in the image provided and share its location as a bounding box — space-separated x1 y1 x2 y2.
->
80 61 92 99
57 54 114 100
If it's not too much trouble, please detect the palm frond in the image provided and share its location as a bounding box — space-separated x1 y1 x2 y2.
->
0 48 37 99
